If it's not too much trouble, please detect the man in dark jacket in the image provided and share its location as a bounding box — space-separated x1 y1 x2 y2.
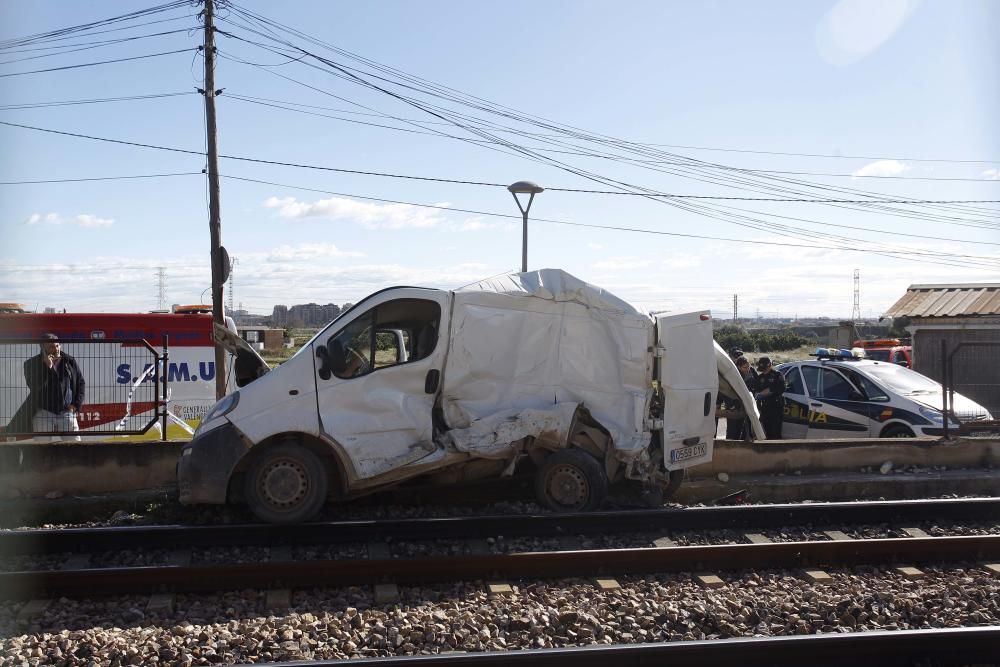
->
754 356 785 440
15 333 86 441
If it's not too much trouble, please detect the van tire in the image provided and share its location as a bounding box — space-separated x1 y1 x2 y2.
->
880 424 915 438
244 443 328 523
535 448 608 512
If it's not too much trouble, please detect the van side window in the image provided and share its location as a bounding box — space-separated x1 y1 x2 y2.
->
329 298 442 379
330 313 373 379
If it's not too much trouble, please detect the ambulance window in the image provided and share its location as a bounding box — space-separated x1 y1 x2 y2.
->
819 368 854 400
784 367 805 395
800 366 820 397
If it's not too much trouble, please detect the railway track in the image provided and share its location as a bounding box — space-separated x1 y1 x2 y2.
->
4 496 1000 554
2 497 999 600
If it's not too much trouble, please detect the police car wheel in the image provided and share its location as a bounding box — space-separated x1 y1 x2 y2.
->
535 448 608 512
244 443 328 523
881 424 915 438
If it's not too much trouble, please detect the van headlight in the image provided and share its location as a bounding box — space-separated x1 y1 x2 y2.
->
197 392 239 433
917 405 944 423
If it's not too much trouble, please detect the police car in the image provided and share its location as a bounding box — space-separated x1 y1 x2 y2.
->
776 348 993 438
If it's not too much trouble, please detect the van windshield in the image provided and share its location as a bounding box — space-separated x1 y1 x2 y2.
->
863 364 940 395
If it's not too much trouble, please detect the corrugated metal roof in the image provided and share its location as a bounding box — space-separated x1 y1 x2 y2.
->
884 283 1000 318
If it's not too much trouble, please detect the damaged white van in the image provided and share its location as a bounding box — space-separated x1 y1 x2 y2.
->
178 269 763 522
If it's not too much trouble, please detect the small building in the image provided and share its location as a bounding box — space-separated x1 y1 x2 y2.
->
238 326 285 351
883 283 1000 418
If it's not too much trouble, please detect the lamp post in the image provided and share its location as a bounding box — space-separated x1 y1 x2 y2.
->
507 180 544 273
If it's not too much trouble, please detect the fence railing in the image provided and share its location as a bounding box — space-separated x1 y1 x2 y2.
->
940 340 1000 439
0 337 169 441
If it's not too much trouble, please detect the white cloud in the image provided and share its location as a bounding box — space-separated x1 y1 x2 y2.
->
264 195 445 229
982 168 1000 180
262 243 365 262
816 0 921 66
593 257 654 271
25 212 113 227
587 242 604 250
851 160 910 178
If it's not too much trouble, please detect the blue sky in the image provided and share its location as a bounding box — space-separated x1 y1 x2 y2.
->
1 0 998 319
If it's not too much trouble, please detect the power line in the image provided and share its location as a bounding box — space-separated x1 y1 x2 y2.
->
0 172 201 185
0 28 197 65
0 91 198 110
220 173 1000 266
5 119 997 207
0 47 199 78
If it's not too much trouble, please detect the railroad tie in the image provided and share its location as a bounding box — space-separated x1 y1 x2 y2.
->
696 574 725 589
167 549 192 566
652 536 676 548
557 535 582 550
984 564 1000 575
487 582 514 596
595 578 621 591
367 541 391 560
16 599 50 625
895 566 926 580
901 527 931 538
823 530 853 541
146 593 176 615
464 538 491 555
266 546 294 611
744 533 772 544
374 583 399 604
801 569 834 584
62 553 92 570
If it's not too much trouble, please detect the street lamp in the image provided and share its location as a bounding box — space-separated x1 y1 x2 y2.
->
507 180 544 273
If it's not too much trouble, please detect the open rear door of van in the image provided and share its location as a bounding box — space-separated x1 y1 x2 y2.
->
656 311 718 470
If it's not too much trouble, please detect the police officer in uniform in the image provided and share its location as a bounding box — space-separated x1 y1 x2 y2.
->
754 356 785 439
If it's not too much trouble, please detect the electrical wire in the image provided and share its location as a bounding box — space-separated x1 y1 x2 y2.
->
0 47 199 78
0 29 198 65
0 172 202 185
0 92 197 110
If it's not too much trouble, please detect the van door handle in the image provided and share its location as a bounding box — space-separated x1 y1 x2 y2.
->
424 369 440 394
810 402 822 407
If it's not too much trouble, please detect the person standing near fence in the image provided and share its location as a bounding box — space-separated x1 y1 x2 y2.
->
21 333 85 441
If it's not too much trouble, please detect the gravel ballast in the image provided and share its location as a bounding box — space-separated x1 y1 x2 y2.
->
2 566 998 664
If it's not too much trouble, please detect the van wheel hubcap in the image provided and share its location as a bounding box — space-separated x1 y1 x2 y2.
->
260 460 308 508
547 465 588 508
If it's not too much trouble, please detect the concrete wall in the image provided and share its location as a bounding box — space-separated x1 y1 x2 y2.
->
692 438 1000 478
0 441 183 498
1 438 998 500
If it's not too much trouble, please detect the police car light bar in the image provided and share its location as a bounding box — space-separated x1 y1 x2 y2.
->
810 347 866 360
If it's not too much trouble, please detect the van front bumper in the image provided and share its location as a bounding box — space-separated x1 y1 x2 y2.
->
177 421 250 505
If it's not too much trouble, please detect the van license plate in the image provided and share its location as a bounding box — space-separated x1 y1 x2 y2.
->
671 442 707 463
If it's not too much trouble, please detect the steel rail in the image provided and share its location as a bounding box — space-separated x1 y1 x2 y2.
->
3 497 999 555
3 534 998 600
251 627 1000 667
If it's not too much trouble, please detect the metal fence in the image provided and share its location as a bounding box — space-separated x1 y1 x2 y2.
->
940 340 1000 439
0 337 168 441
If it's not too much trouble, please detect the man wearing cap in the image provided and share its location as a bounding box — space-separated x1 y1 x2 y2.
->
17 333 86 441
754 356 785 440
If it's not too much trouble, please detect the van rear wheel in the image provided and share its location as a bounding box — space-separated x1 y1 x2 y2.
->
244 443 328 523
535 449 608 512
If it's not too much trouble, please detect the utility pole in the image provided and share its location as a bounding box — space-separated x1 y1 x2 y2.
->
155 267 167 311
732 294 738 323
203 0 227 399
851 269 861 322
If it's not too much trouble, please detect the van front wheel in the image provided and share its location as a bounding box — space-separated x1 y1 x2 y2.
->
244 443 328 523
535 449 608 512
